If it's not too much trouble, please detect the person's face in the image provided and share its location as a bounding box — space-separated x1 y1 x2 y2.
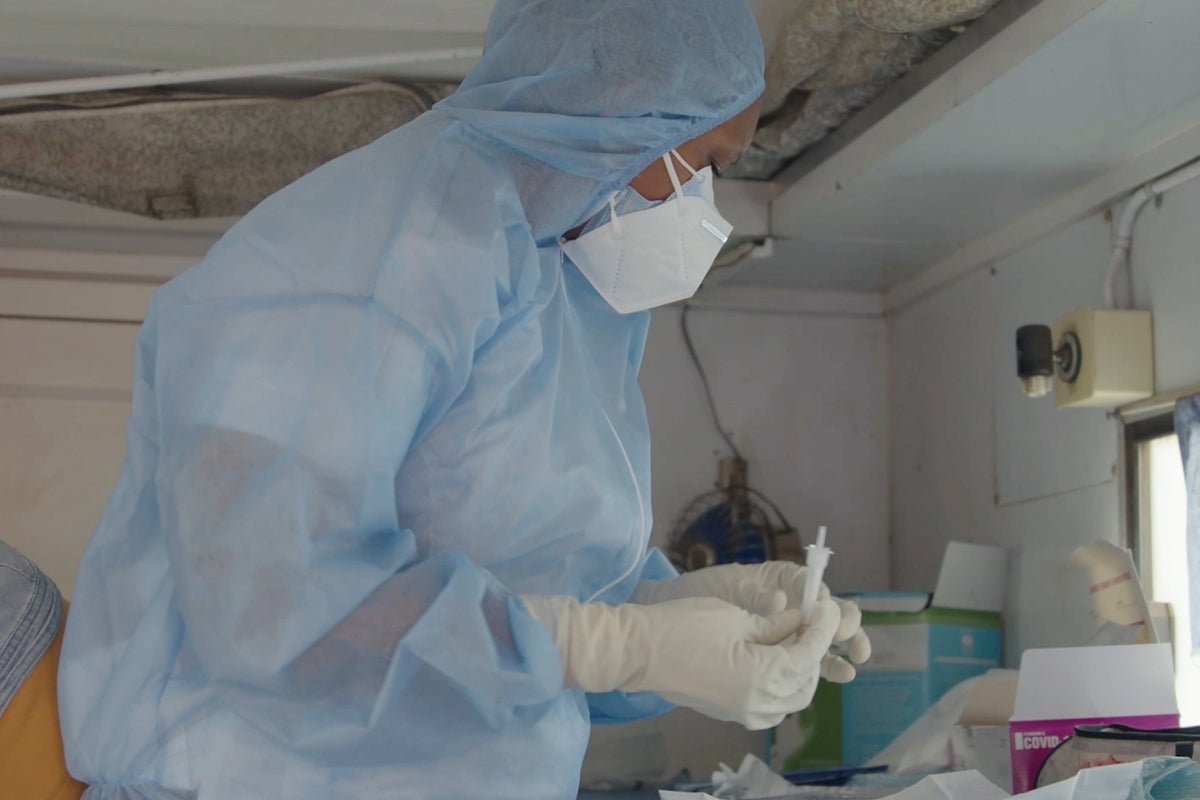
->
562 98 762 241
628 97 762 201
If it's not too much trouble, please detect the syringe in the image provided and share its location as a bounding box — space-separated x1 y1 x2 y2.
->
798 526 833 624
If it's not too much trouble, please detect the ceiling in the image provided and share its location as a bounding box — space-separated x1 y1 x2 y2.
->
3 0 1200 296
0 4 484 92
0 1 796 83
754 0 1200 294
1 0 498 32
0 0 798 268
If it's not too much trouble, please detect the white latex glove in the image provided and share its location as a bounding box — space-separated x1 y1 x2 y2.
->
631 561 871 683
520 594 841 730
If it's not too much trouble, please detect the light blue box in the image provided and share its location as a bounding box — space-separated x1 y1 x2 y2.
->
782 604 1003 769
843 607 1003 765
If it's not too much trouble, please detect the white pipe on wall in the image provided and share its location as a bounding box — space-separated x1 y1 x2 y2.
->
1105 156 1200 309
0 47 483 101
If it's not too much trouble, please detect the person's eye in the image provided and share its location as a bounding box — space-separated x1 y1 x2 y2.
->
710 160 725 178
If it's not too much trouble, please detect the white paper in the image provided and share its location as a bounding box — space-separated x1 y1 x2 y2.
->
1010 643 1177 721
867 676 980 774
1016 760 1143 800
958 670 1019 726
662 760 1187 800
881 770 1008 800
710 755 797 799
932 542 1008 613
664 768 1008 800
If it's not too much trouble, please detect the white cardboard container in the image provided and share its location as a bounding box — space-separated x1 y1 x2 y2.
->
1008 643 1178 793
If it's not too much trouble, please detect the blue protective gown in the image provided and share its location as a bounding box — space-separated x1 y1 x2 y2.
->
58 1 765 797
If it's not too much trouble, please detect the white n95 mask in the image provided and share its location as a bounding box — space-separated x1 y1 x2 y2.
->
561 149 734 314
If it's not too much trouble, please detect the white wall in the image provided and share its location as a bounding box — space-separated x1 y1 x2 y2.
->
0 314 138 596
889 171 1200 661
643 303 891 593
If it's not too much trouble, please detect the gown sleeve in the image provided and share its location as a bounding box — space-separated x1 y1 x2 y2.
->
150 288 564 762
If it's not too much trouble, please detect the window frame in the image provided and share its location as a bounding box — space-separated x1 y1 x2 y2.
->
1123 412 1177 577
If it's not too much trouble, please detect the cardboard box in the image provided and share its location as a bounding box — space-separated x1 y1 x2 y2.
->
950 671 1019 792
1008 643 1178 793
777 544 1008 769
952 725 1012 792
847 606 1004 764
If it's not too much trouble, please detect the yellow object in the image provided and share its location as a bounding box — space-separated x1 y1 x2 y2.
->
1052 307 1154 408
0 613 86 800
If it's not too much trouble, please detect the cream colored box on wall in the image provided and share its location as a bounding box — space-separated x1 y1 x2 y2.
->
1052 307 1153 408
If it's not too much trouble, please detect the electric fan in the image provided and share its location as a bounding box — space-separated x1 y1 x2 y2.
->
666 456 798 572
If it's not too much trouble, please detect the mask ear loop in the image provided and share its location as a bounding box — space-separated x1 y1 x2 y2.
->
663 150 692 217
606 194 622 234
667 149 704 181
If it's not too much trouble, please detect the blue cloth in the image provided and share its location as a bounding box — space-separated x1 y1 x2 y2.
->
0 540 61 717
1176 394 1200 660
575 162 712 239
57 1 765 798
1130 757 1200 800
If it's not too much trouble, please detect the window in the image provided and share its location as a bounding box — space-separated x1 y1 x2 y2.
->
1127 414 1199 724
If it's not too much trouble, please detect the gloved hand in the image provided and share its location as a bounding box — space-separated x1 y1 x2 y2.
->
519 594 841 730
630 561 871 683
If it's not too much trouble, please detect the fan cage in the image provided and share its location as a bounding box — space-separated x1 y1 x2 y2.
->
667 487 792 572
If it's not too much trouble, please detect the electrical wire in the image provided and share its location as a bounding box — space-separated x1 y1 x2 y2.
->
679 305 798 550
680 304 743 460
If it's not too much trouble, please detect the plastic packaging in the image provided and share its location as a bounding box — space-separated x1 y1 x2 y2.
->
1069 541 1156 643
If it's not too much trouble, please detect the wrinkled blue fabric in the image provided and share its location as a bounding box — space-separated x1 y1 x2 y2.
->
1019 757 1200 799
1175 394 1200 660
579 185 667 238
1130 757 1200 800
57 1 764 798
576 163 712 239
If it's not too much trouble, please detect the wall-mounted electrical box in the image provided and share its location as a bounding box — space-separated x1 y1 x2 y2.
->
1051 308 1153 408
1016 308 1154 409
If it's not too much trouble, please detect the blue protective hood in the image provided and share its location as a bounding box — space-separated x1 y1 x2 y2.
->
438 0 765 232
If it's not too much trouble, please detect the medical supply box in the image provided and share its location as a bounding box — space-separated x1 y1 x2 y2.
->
777 542 1008 769
1008 643 1178 793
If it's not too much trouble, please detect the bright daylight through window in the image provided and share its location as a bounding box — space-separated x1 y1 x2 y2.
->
1136 427 1200 724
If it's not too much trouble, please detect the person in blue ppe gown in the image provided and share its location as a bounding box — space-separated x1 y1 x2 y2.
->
58 1 870 798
